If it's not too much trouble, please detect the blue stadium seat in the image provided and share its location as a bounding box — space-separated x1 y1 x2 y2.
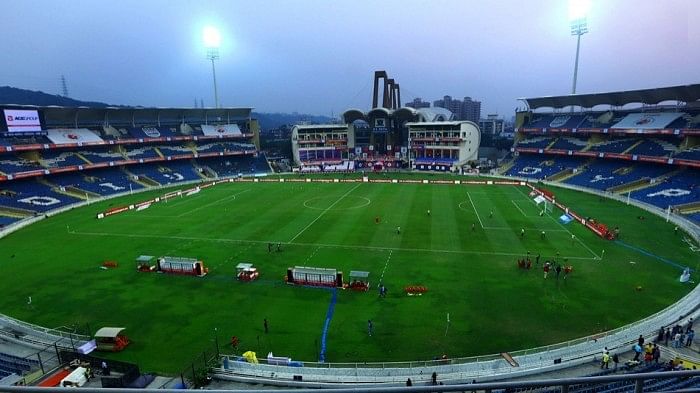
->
199 154 270 177
589 139 638 154
130 162 201 185
630 170 700 209
49 168 143 196
0 179 81 212
505 154 585 180
565 161 673 191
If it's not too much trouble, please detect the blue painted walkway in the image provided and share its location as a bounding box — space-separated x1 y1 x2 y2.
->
318 288 338 363
614 240 690 271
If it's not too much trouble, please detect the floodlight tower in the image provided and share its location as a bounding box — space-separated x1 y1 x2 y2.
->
203 26 221 108
569 0 590 95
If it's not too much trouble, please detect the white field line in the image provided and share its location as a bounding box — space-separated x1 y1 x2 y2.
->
513 186 600 259
67 229 597 261
466 192 485 229
178 189 251 217
511 200 531 217
379 250 393 284
164 192 202 209
288 183 361 243
456 202 564 231
487 226 566 232
304 246 322 264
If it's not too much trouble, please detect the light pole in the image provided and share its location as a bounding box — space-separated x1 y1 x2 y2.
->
203 26 221 108
569 0 590 95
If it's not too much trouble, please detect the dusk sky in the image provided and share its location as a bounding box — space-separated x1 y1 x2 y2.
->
1 0 698 117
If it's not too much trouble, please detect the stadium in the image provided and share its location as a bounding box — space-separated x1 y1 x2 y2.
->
0 80 698 390
1 3 700 393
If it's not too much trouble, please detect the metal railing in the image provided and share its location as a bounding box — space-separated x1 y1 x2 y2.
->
1 371 698 392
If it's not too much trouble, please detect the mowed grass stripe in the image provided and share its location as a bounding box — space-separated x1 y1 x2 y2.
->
430 186 462 252
232 183 341 242
465 189 524 255
289 183 362 243
0 179 694 374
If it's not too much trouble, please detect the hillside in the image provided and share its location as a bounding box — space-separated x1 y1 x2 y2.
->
0 86 333 130
0 86 112 107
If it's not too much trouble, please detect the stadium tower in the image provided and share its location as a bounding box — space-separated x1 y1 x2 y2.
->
292 70 480 172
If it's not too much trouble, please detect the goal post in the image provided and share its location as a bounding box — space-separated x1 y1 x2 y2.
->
532 194 553 215
542 200 554 214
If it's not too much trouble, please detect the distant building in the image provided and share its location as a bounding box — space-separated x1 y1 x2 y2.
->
433 96 481 123
407 121 480 171
479 114 505 136
405 98 430 109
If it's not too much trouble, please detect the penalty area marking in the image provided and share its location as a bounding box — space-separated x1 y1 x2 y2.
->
457 201 565 232
513 186 600 260
303 196 371 211
510 200 542 218
67 229 598 261
178 189 251 217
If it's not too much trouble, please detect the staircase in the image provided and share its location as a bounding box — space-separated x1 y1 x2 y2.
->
498 159 515 175
622 139 643 154
547 168 574 182
0 206 33 219
39 177 96 200
607 169 680 195
582 135 604 152
190 160 211 179
74 152 92 165
122 168 158 187
555 161 590 183
608 178 653 194
117 146 129 160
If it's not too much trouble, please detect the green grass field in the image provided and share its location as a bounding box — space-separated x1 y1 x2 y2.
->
0 175 696 374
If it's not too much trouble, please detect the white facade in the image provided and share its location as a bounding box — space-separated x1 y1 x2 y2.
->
407 121 481 169
291 124 350 166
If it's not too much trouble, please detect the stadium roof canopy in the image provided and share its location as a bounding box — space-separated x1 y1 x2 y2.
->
0 104 253 127
519 84 700 110
342 106 455 124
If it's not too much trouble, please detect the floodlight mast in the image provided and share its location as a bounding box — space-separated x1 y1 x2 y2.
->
207 48 220 108
570 17 588 95
203 27 221 108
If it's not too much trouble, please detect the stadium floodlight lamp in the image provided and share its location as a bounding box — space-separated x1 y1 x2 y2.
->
568 0 590 95
203 26 221 49
568 0 590 24
203 26 221 108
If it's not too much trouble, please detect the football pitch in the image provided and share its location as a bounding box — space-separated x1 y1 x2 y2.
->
0 175 696 373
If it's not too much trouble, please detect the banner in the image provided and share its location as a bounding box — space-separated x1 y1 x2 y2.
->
128 126 176 138
201 124 242 136
611 113 683 130
549 115 571 128
3 109 42 132
559 214 573 224
46 128 104 144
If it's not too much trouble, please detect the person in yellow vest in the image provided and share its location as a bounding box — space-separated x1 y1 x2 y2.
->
601 351 610 369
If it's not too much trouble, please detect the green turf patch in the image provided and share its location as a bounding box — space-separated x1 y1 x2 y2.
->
0 177 695 374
